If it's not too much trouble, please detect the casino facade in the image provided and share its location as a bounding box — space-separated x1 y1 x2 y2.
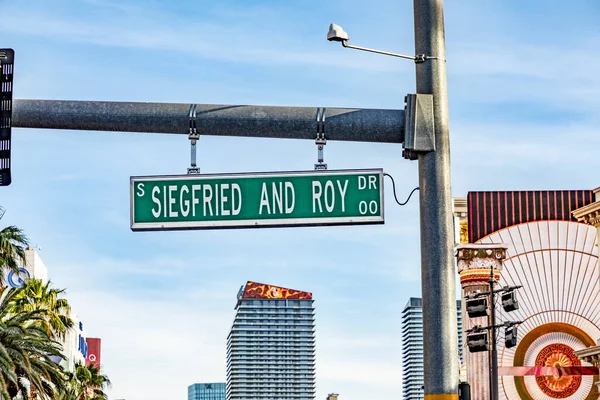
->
453 189 600 400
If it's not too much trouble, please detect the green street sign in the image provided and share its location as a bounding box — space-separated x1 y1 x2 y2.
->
130 169 384 230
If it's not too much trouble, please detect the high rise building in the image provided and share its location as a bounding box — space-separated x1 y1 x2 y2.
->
226 281 315 400
401 297 463 400
188 383 226 400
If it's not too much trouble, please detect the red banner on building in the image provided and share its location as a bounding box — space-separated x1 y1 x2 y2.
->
85 338 101 368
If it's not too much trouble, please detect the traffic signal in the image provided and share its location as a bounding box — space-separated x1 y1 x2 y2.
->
505 325 518 348
466 296 488 318
466 331 489 353
0 49 14 186
501 290 519 312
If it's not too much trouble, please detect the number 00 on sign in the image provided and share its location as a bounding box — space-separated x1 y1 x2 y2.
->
130 169 384 230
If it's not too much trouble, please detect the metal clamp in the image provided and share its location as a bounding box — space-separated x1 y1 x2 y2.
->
415 55 445 63
187 104 200 174
314 107 327 170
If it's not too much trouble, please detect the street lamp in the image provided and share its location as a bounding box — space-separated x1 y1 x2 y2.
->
327 23 443 63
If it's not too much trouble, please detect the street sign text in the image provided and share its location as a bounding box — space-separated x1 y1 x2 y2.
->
130 169 384 230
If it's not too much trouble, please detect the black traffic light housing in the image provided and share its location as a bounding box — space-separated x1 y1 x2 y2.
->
501 290 519 312
0 49 14 186
466 296 488 318
467 330 489 353
505 325 518 348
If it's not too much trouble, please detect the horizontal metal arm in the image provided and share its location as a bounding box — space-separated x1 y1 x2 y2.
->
342 41 417 61
12 100 405 144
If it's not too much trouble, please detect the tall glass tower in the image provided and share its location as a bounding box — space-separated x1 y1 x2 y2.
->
402 297 463 400
226 281 315 400
188 383 226 400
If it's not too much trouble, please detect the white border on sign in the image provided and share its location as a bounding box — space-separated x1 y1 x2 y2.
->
130 169 384 231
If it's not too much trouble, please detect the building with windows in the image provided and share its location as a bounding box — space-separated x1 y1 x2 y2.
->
402 297 463 400
188 382 226 400
226 281 315 400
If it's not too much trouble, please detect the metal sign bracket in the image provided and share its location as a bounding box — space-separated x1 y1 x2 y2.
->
314 107 327 170
187 104 201 174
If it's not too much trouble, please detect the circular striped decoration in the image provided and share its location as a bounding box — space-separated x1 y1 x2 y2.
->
477 221 599 400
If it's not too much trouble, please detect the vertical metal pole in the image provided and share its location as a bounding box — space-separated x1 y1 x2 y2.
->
488 317 493 400
489 266 499 400
414 1 459 399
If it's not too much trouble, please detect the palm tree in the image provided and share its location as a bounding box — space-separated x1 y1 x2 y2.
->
0 286 67 400
0 225 30 284
9 279 73 339
60 362 111 400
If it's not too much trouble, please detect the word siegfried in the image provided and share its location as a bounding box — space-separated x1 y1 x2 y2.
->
136 182 242 218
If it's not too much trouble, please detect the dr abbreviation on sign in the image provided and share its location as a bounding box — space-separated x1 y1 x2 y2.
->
130 169 384 230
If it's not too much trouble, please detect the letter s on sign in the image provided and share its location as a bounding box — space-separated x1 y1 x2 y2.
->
136 183 145 197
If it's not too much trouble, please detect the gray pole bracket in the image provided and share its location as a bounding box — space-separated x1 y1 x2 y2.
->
187 104 201 174
314 107 327 170
402 94 436 160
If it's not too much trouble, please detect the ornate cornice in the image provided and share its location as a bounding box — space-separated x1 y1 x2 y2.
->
572 201 600 227
575 345 600 366
460 268 501 285
453 197 468 218
456 243 507 267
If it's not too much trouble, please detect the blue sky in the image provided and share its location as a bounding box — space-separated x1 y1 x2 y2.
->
1 0 599 399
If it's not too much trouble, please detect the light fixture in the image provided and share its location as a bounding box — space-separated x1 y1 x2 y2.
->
327 24 349 42
326 23 443 63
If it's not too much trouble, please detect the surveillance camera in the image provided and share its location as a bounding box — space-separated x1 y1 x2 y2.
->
327 23 349 42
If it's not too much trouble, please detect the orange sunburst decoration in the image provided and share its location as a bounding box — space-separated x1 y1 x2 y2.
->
534 343 582 398
242 281 312 300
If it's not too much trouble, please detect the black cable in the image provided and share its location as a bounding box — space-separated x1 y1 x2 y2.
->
384 173 419 206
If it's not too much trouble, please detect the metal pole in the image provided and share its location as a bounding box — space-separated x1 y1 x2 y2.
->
489 265 499 400
414 1 459 399
488 284 493 400
12 100 404 143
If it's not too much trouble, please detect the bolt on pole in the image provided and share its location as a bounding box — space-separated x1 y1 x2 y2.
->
414 0 459 399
